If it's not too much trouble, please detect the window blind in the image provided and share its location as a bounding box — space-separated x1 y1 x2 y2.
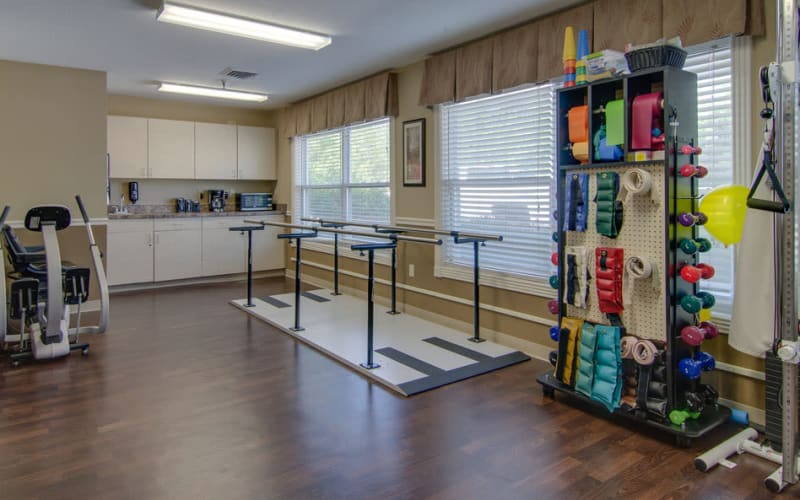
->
440 84 556 278
684 38 735 318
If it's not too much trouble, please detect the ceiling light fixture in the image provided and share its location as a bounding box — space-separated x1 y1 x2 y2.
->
157 1 332 51
158 82 269 103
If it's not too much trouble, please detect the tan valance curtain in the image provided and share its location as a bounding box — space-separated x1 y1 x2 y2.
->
418 51 457 107
456 38 493 102
663 0 763 47
594 0 662 52
492 23 539 93
417 0 764 107
278 71 398 139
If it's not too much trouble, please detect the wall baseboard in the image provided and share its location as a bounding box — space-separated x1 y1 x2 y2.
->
110 270 284 294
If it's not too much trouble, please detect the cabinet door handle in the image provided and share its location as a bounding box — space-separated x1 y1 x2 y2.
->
155 233 159 245
146 233 152 246
140 167 147 177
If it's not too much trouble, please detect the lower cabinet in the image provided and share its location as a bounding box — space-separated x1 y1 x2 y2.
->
107 215 286 286
107 219 154 286
154 219 202 281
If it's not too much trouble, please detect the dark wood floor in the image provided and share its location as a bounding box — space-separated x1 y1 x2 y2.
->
0 277 790 499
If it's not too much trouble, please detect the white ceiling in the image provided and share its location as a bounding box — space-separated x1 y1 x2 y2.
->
0 0 581 109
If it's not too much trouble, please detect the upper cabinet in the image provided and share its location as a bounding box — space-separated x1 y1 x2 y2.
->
237 126 276 180
147 118 195 179
195 122 237 180
108 116 148 178
108 116 276 180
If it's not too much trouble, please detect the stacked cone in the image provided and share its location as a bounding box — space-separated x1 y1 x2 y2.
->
563 26 576 87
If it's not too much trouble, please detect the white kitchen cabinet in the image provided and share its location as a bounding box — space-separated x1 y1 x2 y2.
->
106 219 154 285
108 116 148 178
237 126 276 180
154 219 202 281
252 216 285 271
201 217 247 276
148 119 195 179
195 123 237 180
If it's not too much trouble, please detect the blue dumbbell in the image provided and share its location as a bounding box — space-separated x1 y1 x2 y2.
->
549 325 560 342
679 352 716 380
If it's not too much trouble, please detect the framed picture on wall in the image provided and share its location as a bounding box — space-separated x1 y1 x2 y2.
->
402 118 425 187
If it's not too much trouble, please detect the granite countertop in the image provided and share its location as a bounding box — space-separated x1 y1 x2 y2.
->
108 209 285 220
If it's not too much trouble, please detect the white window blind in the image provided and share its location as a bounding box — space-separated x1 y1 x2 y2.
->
439 84 556 286
294 118 391 230
684 38 735 318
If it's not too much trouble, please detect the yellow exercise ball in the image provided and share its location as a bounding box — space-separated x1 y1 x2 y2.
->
699 185 749 246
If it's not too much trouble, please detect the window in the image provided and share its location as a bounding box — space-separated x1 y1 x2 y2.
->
437 83 557 294
293 118 391 229
684 37 736 318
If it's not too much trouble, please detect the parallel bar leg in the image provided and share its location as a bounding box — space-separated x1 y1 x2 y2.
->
360 249 380 370
468 240 485 343
245 231 254 307
332 232 342 295
290 239 305 332
387 246 399 315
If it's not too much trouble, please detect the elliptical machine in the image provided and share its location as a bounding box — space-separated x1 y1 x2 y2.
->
1 196 109 366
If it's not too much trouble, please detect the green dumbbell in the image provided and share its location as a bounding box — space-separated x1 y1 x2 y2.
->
678 237 712 255
549 275 559 289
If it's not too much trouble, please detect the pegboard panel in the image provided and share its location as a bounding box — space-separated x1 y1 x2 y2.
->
563 163 667 341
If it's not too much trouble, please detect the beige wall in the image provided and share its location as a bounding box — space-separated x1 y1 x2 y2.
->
108 94 277 127
0 60 108 299
274 0 777 414
0 60 107 220
107 94 279 207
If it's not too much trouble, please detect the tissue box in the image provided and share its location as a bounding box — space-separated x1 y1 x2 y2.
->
585 50 628 81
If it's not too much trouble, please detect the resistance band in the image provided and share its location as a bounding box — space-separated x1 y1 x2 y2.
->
618 168 659 204
622 256 659 306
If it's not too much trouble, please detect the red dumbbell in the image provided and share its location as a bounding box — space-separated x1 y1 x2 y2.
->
679 263 715 283
681 321 719 346
551 252 558 266
547 299 560 315
679 164 709 178
680 144 703 155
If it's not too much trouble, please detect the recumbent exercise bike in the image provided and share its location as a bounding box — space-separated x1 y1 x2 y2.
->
1 196 109 366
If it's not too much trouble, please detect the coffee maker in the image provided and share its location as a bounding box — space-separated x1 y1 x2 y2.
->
208 190 228 212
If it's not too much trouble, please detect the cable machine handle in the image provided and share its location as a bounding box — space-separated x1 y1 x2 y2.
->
0 206 10 226
75 195 90 223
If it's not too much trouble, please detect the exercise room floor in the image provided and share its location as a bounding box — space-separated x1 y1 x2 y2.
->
0 277 786 499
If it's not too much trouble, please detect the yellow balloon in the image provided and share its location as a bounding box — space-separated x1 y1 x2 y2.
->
699 307 712 322
699 184 749 246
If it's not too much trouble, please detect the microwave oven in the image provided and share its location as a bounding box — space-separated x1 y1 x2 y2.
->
237 192 272 211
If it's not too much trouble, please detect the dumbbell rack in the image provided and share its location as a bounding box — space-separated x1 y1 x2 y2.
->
536 66 730 446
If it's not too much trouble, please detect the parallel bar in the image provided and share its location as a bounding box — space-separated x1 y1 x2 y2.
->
246 219 442 245
301 217 503 242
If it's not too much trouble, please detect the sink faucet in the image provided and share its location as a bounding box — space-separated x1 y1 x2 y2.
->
118 195 128 214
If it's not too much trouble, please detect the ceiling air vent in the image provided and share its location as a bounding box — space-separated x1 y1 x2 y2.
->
219 67 259 80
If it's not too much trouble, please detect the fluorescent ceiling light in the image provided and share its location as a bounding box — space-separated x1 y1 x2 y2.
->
158 82 268 103
157 1 332 50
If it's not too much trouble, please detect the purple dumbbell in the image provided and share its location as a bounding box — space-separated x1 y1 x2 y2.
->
678 212 708 227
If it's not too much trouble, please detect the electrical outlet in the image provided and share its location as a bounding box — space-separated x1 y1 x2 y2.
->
408 264 415 278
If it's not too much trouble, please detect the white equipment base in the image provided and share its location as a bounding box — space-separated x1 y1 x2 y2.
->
232 289 529 396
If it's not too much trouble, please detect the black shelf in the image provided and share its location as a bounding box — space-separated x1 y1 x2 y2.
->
536 373 731 446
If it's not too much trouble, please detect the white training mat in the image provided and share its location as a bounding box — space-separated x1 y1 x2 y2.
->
232 289 529 396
